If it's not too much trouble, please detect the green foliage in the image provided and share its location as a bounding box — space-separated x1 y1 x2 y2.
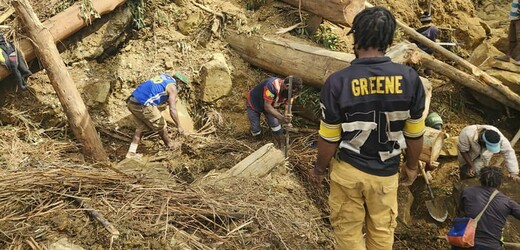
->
313 25 340 50
297 86 321 119
129 0 146 29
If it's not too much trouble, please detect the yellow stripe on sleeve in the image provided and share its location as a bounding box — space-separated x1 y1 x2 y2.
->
319 120 342 142
404 118 426 138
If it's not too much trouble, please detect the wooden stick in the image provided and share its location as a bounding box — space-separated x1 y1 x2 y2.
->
13 0 108 162
510 128 520 147
74 197 120 238
0 8 14 24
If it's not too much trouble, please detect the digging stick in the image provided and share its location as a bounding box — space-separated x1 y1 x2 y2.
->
284 77 293 158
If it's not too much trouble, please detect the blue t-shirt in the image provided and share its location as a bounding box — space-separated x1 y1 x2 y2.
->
132 73 177 106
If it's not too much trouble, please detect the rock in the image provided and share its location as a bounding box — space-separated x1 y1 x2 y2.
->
177 11 202 36
161 98 195 133
169 30 187 42
467 42 502 68
452 11 486 51
62 6 132 63
397 186 414 226
491 61 520 74
84 81 111 104
165 60 174 69
49 238 85 250
486 69 520 94
440 136 458 157
200 53 232 103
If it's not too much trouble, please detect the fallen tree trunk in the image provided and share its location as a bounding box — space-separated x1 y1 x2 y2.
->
365 1 520 109
228 31 518 111
419 53 518 110
226 31 354 88
13 0 108 162
0 0 127 81
280 0 365 26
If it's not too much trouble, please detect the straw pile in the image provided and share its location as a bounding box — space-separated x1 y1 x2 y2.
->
0 116 333 249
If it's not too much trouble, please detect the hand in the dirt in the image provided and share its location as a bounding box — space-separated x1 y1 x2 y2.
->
400 163 419 186
509 173 520 182
467 167 475 178
309 166 326 184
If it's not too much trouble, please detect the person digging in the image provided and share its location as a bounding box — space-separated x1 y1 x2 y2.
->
246 75 303 149
126 71 190 159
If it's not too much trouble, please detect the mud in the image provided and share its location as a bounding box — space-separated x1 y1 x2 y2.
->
0 0 519 249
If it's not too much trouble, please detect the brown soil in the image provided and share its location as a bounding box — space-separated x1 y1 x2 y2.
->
0 0 519 249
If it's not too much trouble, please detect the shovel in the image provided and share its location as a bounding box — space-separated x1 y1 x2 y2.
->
283 77 293 158
420 164 448 222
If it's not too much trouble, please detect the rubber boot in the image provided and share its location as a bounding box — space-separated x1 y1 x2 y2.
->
273 133 284 150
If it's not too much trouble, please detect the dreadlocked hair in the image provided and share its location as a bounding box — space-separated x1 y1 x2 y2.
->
479 166 504 188
350 6 396 52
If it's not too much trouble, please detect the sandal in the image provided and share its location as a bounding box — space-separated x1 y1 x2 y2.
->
494 55 511 62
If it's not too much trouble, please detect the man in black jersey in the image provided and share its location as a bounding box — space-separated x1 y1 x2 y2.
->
309 7 426 250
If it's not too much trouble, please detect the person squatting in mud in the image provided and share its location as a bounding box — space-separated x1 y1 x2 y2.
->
245 75 303 149
457 125 519 181
310 6 426 250
125 71 190 159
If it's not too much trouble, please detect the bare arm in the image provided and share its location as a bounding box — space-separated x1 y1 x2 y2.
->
405 137 423 170
316 137 339 172
264 99 286 122
400 137 423 186
460 151 475 170
166 85 183 133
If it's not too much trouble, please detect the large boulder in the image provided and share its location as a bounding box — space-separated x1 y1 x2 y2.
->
467 42 503 68
83 80 112 105
452 11 487 51
61 6 132 62
200 53 233 103
486 69 520 95
177 11 202 35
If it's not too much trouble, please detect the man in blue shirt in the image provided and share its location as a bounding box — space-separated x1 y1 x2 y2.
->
126 71 190 158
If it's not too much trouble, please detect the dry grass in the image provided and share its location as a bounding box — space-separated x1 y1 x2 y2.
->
0 116 333 249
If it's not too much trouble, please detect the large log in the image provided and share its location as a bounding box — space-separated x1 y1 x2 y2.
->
0 0 127 81
280 0 365 26
13 0 108 161
228 31 518 111
364 1 520 109
419 53 518 110
226 31 354 88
